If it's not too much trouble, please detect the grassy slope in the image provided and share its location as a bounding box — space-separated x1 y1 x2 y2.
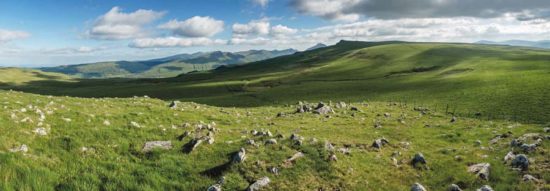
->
3 41 549 123
0 90 547 190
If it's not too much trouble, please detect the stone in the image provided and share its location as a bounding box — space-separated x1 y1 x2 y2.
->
544 127 550 133
325 141 335 151
468 163 490 180
178 131 191 141
33 127 48 136
411 183 427 191
511 154 529 171
130 121 141 128
448 184 462 191
314 102 334 115
103 120 111 126
450 116 457 123
207 184 222 191
372 138 389 149
522 174 539 182
265 139 278 145
474 140 482 146
205 136 215 144
247 177 270 191
520 143 537 153
503 151 515 162
374 121 382 128
9 144 28 153
350 106 359 111
169 101 178 109
384 113 391 117
286 152 305 163
476 185 493 191
329 154 338 161
338 147 351 155
335 101 347 109
290 134 303 141
142 141 172 152
411 153 427 167
233 148 246 163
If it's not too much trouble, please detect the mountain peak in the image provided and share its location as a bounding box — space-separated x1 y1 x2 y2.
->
306 43 328 51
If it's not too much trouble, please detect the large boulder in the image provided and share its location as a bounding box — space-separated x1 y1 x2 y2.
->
142 141 172 152
247 177 270 191
468 163 490 180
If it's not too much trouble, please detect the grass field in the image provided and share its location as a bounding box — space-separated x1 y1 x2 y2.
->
0 90 547 190
2 41 549 123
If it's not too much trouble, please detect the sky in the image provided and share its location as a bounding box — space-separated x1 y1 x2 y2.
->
1 0 550 67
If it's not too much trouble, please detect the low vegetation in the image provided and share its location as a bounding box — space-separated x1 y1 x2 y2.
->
0 90 548 190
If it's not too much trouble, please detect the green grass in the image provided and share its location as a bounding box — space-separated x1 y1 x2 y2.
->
3 41 550 123
0 90 547 190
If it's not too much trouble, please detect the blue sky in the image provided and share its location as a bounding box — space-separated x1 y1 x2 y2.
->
1 0 549 67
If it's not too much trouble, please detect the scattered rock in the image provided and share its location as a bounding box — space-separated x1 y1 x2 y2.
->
130 121 141 128
522 174 539 182
520 143 537 153
265 139 278 145
474 140 482 146
178 131 191 141
374 121 382 128
411 183 427 191
276 112 285 117
544 127 550 133
269 167 279 175
450 116 457 123
313 102 334 115
286 152 305 163
169 101 179 109
329 154 338 161
468 163 490 180
372 138 389 149
448 184 462 191
207 184 222 191
411 153 427 167
503 151 515 162
476 185 493 191
383 113 391 117
33 127 48 136
335 101 347 109
325 141 335 151
103 120 111 126
233 148 246 163
142 141 172 152
9 144 28 153
247 177 270 191
183 139 203 153
205 136 215 144
350 106 359 111
511 154 529 171
338 147 351 155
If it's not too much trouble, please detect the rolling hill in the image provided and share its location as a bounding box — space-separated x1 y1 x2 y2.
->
2 41 550 123
40 49 297 78
476 40 550 49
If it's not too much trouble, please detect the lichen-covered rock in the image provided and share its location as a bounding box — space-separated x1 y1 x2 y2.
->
247 177 270 191
142 141 172 152
476 185 493 191
468 163 490 180
372 138 389 149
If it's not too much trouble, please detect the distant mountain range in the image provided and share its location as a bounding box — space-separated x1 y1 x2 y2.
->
476 40 550 49
41 49 298 78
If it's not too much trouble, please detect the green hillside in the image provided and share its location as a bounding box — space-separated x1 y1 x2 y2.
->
40 49 297 78
2 41 550 123
0 90 547 190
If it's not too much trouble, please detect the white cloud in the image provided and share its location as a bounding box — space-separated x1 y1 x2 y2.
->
0 29 30 43
159 16 224 37
271 25 298 36
252 0 270 8
232 19 271 37
130 37 227 48
87 7 165 40
290 0 361 22
42 46 106 54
